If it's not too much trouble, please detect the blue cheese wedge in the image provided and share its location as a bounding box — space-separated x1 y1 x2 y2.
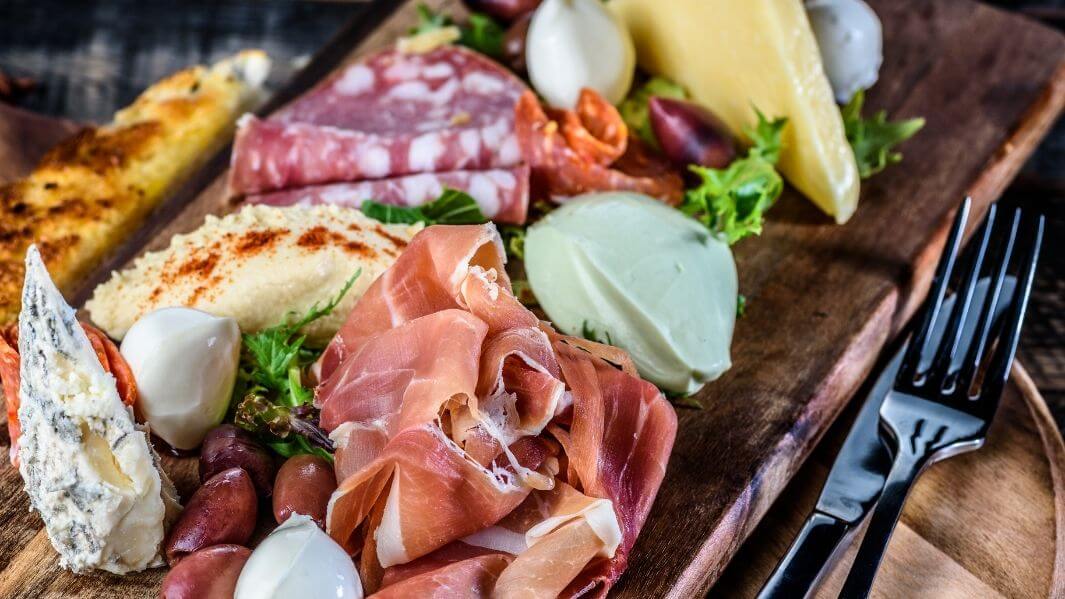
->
18 245 179 574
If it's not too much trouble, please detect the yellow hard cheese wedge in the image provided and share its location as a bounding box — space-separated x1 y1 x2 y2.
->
611 0 860 223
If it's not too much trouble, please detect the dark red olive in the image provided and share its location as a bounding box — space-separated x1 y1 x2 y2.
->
160 544 251 599
502 12 532 74
462 0 541 22
648 97 737 169
273 455 337 529
165 468 257 565
200 424 277 498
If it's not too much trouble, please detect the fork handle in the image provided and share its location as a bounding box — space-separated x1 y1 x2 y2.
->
838 449 929 599
757 512 851 599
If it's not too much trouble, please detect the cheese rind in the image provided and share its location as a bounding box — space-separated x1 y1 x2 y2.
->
18 245 175 574
610 0 860 223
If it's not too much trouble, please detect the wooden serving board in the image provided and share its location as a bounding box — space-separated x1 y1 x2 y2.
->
0 0 1064 597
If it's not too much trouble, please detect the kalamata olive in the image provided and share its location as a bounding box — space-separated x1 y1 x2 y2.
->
463 0 541 22
502 12 532 74
160 544 251 599
200 424 277 497
273 455 337 528
648 97 737 169
165 467 257 564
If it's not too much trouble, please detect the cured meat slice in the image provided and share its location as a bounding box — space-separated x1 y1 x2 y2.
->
552 340 678 596
317 309 487 433
472 327 564 441
318 225 507 380
247 165 531 224
0 326 20 464
380 542 502 588
326 424 536 562
0 322 137 466
319 224 676 597
229 46 528 195
515 89 684 203
372 553 512 599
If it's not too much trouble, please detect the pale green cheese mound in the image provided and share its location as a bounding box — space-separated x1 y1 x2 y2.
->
525 192 737 394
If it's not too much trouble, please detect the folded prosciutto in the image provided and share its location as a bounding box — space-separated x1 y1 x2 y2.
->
316 224 677 597
247 166 530 224
229 45 528 196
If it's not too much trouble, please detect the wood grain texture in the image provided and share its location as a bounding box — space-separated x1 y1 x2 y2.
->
712 364 1065 598
0 0 1062 597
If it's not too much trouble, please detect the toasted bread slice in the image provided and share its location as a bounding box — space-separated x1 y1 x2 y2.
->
0 50 270 323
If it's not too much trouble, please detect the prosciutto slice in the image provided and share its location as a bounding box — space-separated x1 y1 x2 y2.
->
319 224 676 597
229 46 528 196
247 165 530 224
374 552 513 599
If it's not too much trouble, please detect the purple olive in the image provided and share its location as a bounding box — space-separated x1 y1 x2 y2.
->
160 544 251 599
502 12 532 75
165 468 257 565
273 455 337 529
648 97 737 169
199 424 277 498
462 0 541 22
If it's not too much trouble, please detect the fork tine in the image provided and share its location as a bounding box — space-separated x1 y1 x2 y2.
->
926 204 997 392
977 213 1044 403
898 198 970 386
958 207 1022 397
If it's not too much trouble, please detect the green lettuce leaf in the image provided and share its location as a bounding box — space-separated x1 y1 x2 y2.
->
681 109 788 245
362 188 488 226
460 13 505 58
410 3 505 59
842 89 925 178
232 272 360 461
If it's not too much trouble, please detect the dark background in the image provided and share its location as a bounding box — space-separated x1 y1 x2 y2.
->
0 0 1062 430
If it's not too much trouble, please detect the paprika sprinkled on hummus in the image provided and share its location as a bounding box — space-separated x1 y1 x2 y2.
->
86 204 421 344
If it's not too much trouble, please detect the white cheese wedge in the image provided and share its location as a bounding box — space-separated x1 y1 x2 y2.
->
17 245 179 574
611 0 861 223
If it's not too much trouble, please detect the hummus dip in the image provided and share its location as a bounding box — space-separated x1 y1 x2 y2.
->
86 204 421 345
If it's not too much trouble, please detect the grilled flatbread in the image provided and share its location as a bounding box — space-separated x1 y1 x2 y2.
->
0 50 271 323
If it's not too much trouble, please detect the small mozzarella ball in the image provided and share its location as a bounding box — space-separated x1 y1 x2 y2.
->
234 514 363 599
526 0 635 108
120 308 240 450
806 0 883 102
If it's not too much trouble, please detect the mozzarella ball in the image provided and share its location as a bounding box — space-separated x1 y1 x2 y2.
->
526 0 635 108
120 307 240 450
807 0 883 102
234 514 363 599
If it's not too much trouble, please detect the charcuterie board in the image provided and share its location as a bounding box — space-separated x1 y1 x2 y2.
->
0 0 1064 597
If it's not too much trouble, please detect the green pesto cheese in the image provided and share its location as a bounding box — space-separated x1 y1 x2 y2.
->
525 192 737 394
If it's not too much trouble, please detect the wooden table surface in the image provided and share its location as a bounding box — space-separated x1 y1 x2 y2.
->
0 1 1064 598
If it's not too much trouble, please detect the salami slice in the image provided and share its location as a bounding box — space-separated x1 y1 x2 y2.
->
515 89 684 204
229 45 529 196
247 165 530 224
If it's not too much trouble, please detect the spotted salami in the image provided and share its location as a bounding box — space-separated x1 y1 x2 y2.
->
247 166 531 224
229 46 529 196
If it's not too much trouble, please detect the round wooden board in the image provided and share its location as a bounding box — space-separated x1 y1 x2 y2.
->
712 363 1065 598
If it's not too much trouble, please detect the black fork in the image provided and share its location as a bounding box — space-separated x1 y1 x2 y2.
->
837 198 1044 599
